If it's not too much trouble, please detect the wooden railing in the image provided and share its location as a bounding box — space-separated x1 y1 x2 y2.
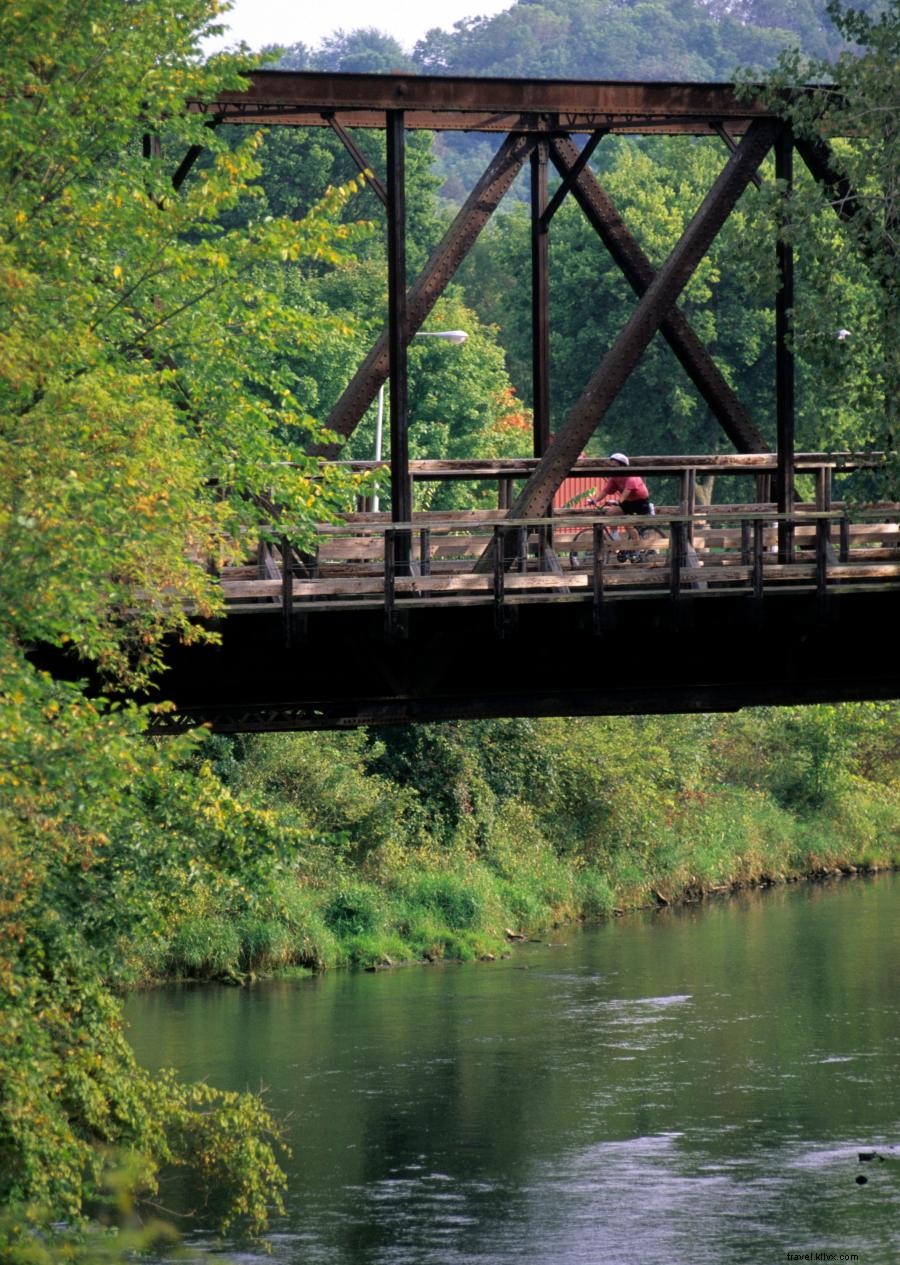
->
219 504 900 638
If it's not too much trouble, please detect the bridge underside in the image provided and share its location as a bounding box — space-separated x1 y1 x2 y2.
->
155 589 899 731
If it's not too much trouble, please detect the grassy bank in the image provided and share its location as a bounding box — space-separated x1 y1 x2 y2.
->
131 707 900 982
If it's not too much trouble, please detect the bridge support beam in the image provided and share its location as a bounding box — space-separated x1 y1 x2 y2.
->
386 110 411 565
548 135 766 454
531 141 551 460
477 118 778 562
775 124 795 563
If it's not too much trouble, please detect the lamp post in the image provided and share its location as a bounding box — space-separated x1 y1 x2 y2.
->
372 330 468 512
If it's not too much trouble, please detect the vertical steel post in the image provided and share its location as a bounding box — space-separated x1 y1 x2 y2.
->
741 518 752 565
531 142 551 458
839 513 850 562
776 126 795 564
816 464 833 554
816 517 829 597
387 110 411 572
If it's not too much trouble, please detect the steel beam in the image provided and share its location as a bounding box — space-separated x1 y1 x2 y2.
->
323 112 388 207
386 111 411 564
531 142 551 458
711 122 762 189
549 135 766 453
775 125 795 562
197 71 774 136
794 134 866 226
540 129 607 226
477 118 777 554
319 130 534 450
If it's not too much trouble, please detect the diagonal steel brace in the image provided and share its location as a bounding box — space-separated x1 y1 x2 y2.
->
549 134 766 453
317 130 535 453
475 118 779 568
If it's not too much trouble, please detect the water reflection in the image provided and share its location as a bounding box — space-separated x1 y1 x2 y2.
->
125 875 900 1264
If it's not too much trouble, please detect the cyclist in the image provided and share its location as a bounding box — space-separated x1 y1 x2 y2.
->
587 453 655 560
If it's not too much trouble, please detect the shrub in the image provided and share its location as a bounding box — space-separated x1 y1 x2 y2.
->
322 883 382 937
166 917 242 977
406 872 483 928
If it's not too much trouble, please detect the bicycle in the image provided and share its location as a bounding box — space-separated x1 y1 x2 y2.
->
566 508 663 570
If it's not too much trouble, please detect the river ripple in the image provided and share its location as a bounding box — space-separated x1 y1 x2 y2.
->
125 873 900 1265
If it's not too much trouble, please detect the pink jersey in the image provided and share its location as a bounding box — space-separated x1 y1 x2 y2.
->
599 473 649 502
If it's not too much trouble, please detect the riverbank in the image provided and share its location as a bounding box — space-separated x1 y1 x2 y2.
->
139 861 899 987
127 711 900 984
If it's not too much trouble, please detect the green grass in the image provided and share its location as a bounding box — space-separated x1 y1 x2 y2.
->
145 781 899 984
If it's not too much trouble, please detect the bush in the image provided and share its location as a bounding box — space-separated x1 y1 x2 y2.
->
166 917 242 977
405 872 483 928
322 883 383 937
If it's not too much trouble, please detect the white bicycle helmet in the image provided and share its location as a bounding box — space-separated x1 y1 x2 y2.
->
609 452 629 466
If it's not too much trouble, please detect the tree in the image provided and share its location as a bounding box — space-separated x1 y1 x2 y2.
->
739 0 899 477
0 0 367 1250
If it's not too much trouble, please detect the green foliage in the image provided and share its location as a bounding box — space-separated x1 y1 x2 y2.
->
0 1 368 689
0 0 376 1247
737 0 899 475
323 884 384 936
405 873 483 928
161 705 898 987
0 645 295 1244
411 0 847 80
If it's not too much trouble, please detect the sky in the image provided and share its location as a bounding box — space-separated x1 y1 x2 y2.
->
204 0 515 55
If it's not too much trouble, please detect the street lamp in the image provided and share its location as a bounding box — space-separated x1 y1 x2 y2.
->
372 329 468 511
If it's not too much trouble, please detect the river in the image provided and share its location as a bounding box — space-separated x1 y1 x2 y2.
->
124 873 900 1264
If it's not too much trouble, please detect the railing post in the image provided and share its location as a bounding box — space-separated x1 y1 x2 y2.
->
281 536 293 648
740 518 751 565
816 464 832 552
493 525 506 637
517 525 528 573
839 511 850 563
816 515 829 598
683 468 696 545
592 521 605 634
384 528 396 639
670 520 684 599
419 527 431 577
752 519 764 597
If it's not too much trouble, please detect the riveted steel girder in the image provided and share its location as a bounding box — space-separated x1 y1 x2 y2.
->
194 71 776 136
549 134 766 453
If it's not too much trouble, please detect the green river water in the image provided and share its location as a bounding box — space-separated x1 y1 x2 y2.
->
124 873 900 1264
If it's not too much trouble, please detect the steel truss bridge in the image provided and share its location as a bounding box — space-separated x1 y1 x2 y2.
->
149 72 897 731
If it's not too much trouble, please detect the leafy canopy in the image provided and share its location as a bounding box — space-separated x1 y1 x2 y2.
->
0 0 371 1250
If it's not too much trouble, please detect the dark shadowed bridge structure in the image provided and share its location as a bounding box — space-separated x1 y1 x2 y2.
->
151 71 897 731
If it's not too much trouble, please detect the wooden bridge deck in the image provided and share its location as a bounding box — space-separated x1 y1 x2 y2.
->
154 455 900 732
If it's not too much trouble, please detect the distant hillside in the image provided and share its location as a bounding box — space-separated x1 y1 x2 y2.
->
270 0 870 201
275 0 869 80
